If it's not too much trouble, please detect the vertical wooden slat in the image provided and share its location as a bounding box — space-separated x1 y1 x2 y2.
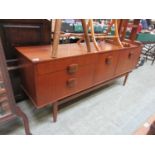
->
0 37 16 112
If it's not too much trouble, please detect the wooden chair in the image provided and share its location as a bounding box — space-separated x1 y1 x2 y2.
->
78 19 123 51
51 19 124 57
0 31 31 135
51 19 91 58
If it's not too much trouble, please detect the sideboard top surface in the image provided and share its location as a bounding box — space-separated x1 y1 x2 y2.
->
16 41 137 63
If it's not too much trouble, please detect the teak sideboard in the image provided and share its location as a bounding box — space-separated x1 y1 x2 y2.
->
16 40 142 122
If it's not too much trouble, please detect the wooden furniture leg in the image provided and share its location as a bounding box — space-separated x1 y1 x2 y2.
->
89 19 100 51
51 19 62 58
15 106 32 135
114 20 123 48
151 55 155 65
78 19 99 50
81 19 91 52
52 102 58 122
77 20 91 44
123 73 129 86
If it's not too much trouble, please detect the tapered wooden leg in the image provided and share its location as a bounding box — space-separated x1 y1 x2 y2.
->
152 56 155 65
81 19 91 52
52 19 62 58
15 106 32 135
52 102 58 122
123 73 129 86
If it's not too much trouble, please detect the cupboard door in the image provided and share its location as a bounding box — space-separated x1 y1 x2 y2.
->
94 51 119 83
115 48 141 75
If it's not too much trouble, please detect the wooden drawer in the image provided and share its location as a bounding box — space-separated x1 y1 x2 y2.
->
36 54 97 75
55 64 95 99
94 51 119 83
35 63 95 107
115 48 141 75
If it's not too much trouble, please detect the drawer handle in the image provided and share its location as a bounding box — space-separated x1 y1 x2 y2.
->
67 64 78 74
66 78 77 88
128 52 134 59
105 56 112 65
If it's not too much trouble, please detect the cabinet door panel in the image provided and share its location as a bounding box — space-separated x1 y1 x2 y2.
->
115 48 140 75
94 51 119 83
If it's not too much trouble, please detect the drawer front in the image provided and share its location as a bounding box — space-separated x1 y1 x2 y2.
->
36 54 97 75
55 64 95 99
115 48 141 75
94 51 119 83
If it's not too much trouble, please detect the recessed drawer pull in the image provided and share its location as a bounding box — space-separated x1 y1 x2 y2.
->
105 56 112 65
66 78 77 88
128 52 134 59
67 64 78 74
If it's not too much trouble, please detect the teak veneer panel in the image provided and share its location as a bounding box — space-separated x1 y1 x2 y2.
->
18 55 36 103
36 53 97 75
94 51 120 84
115 47 141 75
16 42 136 61
35 74 57 107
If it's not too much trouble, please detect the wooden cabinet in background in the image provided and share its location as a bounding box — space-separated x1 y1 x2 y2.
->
0 19 51 102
